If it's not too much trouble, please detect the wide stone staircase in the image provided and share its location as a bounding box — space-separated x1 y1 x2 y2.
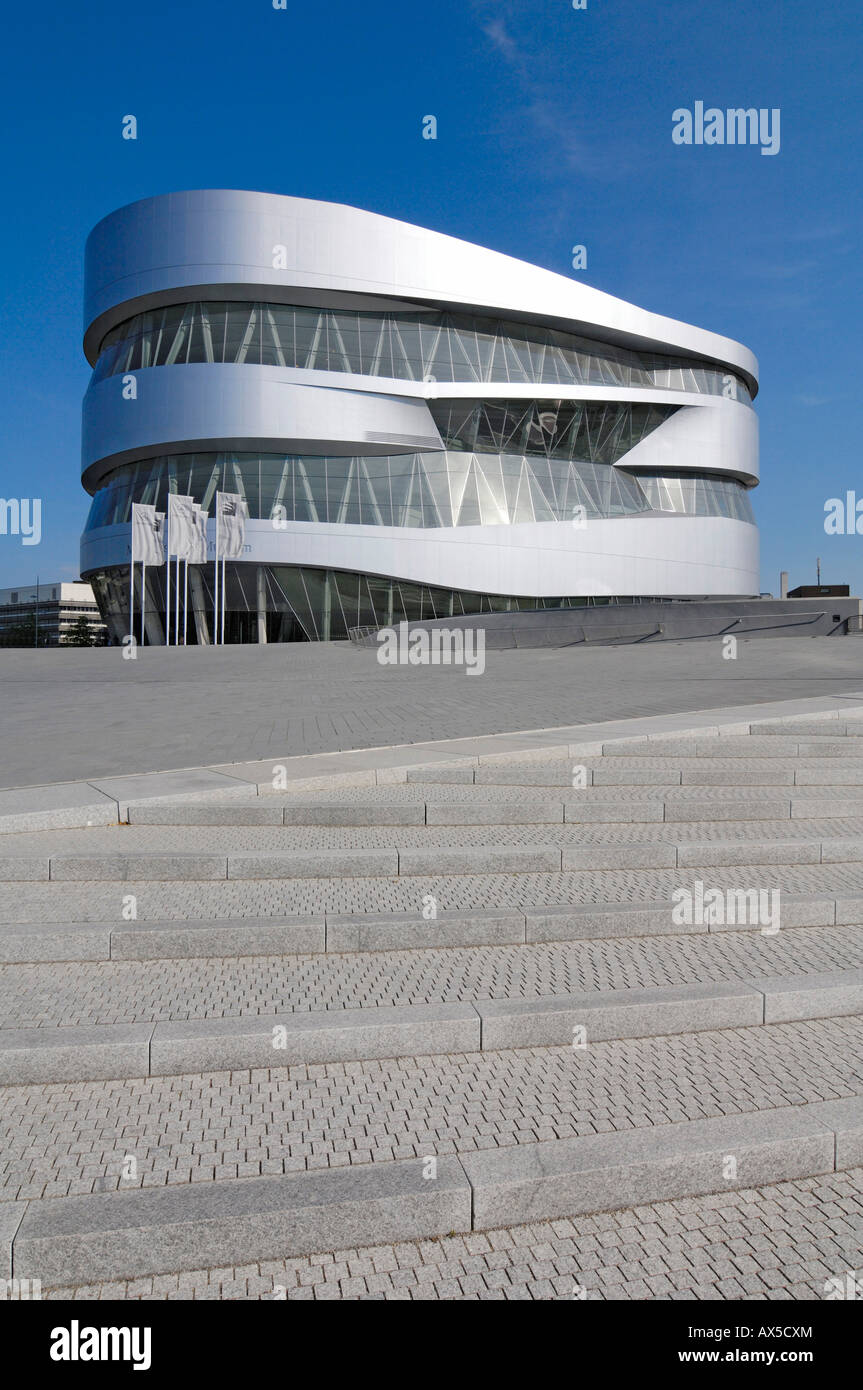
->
2 707 863 1295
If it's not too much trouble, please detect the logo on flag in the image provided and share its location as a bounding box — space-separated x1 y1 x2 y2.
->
216 492 248 559
189 504 209 565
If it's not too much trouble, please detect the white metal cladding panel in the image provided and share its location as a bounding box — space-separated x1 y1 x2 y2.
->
81 515 759 598
83 191 759 391
81 367 444 487
615 398 759 484
81 364 756 489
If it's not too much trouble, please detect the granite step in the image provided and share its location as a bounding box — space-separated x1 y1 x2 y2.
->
0 891 855 962
9 1155 472 1287
10 1096 863 1287
6 826 863 882
2 974 861 1085
463 1096 863 1230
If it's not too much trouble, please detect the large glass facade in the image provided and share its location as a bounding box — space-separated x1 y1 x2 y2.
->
91 300 753 403
89 562 680 646
84 446 755 533
430 399 675 463
636 470 755 521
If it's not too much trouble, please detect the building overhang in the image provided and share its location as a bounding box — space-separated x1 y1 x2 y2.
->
83 190 759 397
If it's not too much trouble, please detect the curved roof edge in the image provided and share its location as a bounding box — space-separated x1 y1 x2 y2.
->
83 190 759 395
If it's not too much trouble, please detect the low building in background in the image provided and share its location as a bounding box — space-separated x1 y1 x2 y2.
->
0 581 106 646
788 584 850 599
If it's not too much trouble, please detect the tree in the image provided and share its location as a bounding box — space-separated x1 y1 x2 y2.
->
62 616 97 647
0 616 37 647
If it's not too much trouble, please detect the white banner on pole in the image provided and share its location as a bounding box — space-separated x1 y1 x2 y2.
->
190 504 209 565
131 504 166 566
215 492 248 559
167 494 198 561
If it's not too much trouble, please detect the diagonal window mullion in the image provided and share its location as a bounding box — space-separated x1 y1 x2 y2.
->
163 305 195 366
234 307 258 365
264 308 286 368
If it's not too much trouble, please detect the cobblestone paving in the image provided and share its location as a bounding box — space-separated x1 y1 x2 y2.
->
6 861 863 923
3 638 862 789
1 925 862 1028
276 783 863 804
2 1017 861 1200
5 702 863 1298
41 1167 863 1299
11 809 863 854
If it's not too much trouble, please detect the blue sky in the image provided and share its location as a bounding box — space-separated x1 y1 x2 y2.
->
1 0 861 592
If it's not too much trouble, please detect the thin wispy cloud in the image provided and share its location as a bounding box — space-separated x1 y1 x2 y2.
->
751 259 819 281
782 222 848 244
481 17 519 61
469 0 638 181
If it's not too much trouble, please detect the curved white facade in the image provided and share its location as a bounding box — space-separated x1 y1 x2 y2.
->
80 190 760 642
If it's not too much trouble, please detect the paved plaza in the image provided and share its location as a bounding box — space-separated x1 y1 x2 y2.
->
1 639 863 1300
2 635 863 788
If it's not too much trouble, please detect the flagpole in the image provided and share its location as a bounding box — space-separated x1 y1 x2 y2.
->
141 564 146 647
175 556 180 646
214 493 221 645
129 551 134 643
165 499 171 647
183 561 189 645
221 558 226 644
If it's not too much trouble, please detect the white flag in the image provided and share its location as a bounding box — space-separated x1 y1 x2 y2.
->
216 492 248 559
167 494 197 560
131 503 166 566
189 504 209 565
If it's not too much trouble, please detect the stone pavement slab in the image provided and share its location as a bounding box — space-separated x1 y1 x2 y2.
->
0 922 112 963
0 783 117 834
752 968 863 1024
110 917 325 960
461 1104 839 1229
89 769 254 813
36 1166 863 1299
475 981 764 1049
12 1155 472 1286
326 908 525 953
48 854 228 881
0 1023 154 1085
149 1001 480 1074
